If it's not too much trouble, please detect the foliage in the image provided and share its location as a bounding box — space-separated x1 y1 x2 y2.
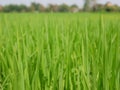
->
84 0 91 11
0 2 120 13
58 4 70 12
46 4 59 12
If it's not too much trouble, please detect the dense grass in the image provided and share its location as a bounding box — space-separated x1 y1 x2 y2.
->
0 13 120 90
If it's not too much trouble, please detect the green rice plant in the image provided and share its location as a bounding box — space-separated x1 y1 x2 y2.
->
0 13 120 90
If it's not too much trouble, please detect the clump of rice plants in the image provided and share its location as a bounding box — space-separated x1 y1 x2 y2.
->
0 13 120 90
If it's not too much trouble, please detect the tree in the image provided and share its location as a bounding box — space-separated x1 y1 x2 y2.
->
94 4 104 12
112 5 120 12
19 4 28 12
30 2 40 12
70 4 79 13
47 4 59 12
39 4 46 12
3 4 19 12
84 0 90 11
58 4 70 12
105 4 120 12
84 0 97 11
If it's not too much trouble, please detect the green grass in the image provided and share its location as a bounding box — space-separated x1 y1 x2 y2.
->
0 13 120 90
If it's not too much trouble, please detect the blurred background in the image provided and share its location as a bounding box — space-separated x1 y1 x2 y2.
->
0 0 120 12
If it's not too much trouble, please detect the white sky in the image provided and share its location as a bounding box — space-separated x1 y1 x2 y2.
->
0 0 120 8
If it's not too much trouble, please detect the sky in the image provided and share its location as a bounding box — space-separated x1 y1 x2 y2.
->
0 0 120 8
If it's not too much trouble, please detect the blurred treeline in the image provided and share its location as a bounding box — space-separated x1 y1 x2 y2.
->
0 1 120 13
